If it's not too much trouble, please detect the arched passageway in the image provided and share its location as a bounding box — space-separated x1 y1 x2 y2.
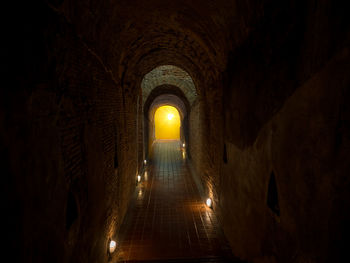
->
142 65 194 162
3 1 350 263
113 62 237 261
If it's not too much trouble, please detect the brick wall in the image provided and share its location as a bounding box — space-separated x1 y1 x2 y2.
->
1 3 139 262
219 2 350 262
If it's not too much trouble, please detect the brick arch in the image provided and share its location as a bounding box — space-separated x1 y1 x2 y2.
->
142 65 196 108
143 84 190 118
143 86 191 159
148 95 187 121
117 22 221 101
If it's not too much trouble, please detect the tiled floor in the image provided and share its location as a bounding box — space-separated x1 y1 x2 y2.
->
114 140 243 262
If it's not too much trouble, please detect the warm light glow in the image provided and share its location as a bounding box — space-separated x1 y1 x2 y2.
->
144 171 148 181
155 106 180 140
109 240 116 253
206 198 212 208
182 143 185 147
144 159 147 165
137 175 141 183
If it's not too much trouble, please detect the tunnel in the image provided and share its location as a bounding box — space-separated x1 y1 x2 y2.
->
2 1 350 263
153 105 181 140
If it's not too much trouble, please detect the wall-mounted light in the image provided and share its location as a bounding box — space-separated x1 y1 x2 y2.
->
144 159 147 165
182 143 186 148
137 175 141 183
206 198 212 208
109 240 117 253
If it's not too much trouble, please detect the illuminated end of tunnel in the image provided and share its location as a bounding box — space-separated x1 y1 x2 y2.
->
154 105 180 140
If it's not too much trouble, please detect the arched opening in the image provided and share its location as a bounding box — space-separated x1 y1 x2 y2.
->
141 65 197 160
143 86 191 159
154 105 181 140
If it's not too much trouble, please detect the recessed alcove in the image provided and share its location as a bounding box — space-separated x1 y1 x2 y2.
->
267 171 280 217
65 191 78 231
223 143 228 164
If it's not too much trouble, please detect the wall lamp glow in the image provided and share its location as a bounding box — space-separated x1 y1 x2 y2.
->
137 175 141 183
109 240 117 253
144 159 147 165
183 143 186 148
206 198 212 208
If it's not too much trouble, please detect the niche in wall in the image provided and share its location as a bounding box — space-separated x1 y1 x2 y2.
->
223 143 228 164
267 171 280 216
114 143 118 169
66 190 78 230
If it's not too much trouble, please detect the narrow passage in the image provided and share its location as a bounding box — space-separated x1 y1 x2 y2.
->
115 141 242 262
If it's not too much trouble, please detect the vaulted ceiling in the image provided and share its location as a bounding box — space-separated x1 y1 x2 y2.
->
141 65 196 107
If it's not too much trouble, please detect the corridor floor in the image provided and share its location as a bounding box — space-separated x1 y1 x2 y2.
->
114 140 243 263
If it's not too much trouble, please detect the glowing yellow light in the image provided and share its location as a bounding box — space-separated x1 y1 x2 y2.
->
183 143 185 147
109 240 116 253
206 198 212 208
137 175 141 183
144 159 147 165
155 106 180 140
144 171 148 181
182 151 186 160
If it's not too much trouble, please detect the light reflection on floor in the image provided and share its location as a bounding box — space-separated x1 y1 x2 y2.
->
114 140 236 262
